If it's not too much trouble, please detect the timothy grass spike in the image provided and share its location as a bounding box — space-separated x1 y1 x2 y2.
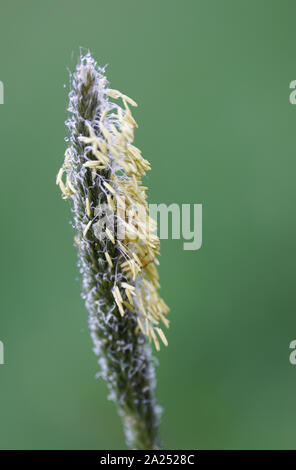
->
57 52 169 450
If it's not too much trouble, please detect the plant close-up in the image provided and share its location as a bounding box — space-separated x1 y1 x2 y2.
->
56 52 169 450
4 0 296 457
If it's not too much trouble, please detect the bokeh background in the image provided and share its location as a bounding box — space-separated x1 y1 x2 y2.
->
1 0 296 449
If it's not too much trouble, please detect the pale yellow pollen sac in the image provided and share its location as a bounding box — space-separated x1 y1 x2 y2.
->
125 289 134 306
156 328 168 347
137 317 146 335
146 318 152 343
115 299 125 317
105 252 113 268
107 88 138 107
58 179 67 195
83 160 106 169
112 288 125 316
106 228 115 244
106 88 121 100
100 107 109 122
86 197 91 217
123 107 138 129
115 285 123 303
121 282 135 291
128 143 141 156
150 328 160 351
78 134 98 148
66 175 76 194
117 106 123 121
113 287 120 303
103 181 116 195
107 194 115 211
78 135 91 144
83 220 92 237
131 260 139 280
56 167 64 185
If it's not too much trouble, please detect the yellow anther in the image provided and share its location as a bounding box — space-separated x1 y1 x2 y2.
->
105 252 113 268
83 220 92 237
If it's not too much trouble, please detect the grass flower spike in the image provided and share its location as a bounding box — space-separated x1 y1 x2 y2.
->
57 52 169 449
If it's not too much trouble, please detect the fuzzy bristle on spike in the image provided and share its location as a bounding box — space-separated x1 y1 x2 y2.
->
57 51 169 450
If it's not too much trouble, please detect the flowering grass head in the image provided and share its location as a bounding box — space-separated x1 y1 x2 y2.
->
56 52 169 449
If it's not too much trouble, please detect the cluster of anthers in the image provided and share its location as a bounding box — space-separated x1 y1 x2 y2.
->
56 58 169 351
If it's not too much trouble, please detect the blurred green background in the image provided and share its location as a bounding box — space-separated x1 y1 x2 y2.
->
1 0 296 450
